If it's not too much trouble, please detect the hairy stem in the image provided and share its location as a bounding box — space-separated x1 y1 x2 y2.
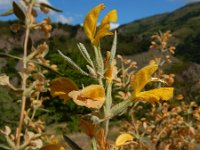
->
16 2 33 148
94 46 103 85
91 138 97 150
104 83 112 139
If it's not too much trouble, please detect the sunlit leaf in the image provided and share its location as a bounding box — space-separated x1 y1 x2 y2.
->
68 85 105 109
0 9 13 16
77 43 94 67
0 74 10 86
131 65 158 94
50 77 78 102
115 133 133 147
0 126 11 136
40 3 62 12
13 2 25 21
108 31 117 65
135 87 174 103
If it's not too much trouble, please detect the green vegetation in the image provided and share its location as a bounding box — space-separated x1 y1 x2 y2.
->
0 2 200 129
0 2 200 148
1 2 200 63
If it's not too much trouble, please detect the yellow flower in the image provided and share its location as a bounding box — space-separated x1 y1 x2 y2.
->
115 133 133 147
68 85 105 109
104 51 117 84
50 77 78 102
84 3 118 46
131 65 174 103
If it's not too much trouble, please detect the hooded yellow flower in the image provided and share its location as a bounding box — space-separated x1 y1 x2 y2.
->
84 4 118 46
115 133 133 147
131 65 174 103
68 85 105 109
50 77 78 102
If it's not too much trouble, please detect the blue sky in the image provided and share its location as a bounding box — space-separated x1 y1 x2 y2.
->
0 0 198 27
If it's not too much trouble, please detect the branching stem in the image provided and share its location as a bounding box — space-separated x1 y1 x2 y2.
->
16 1 33 148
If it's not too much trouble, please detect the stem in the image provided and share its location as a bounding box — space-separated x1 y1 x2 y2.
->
94 46 103 85
91 138 97 150
104 83 112 140
20 133 41 150
16 2 33 148
104 119 110 140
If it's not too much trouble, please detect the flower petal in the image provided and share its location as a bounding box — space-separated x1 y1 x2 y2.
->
101 9 118 26
104 51 117 84
81 85 105 101
115 133 133 147
95 128 107 150
131 65 158 95
80 119 97 138
135 87 174 103
83 4 105 43
50 77 78 102
94 9 118 45
68 85 105 109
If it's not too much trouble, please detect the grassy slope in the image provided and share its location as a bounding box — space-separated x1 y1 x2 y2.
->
1 2 200 62
117 2 200 63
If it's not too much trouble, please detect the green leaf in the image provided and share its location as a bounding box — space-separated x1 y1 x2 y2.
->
40 3 62 12
0 9 13 16
13 2 25 21
109 31 117 65
36 63 64 77
0 53 21 60
77 43 94 68
0 52 64 77
58 50 89 76
110 99 132 118
94 46 104 76
104 31 117 73
0 144 10 150
105 82 112 114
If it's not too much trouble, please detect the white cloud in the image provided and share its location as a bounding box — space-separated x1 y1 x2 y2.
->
0 0 13 10
110 23 120 30
56 15 73 24
80 22 120 29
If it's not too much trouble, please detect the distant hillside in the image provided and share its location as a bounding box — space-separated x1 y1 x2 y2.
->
1 2 200 63
117 2 200 63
